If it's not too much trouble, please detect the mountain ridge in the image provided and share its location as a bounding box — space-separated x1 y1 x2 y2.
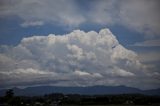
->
0 85 160 96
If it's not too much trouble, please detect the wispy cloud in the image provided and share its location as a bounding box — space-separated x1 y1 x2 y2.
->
138 51 160 63
133 39 160 47
0 0 159 36
20 21 44 27
0 0 86 27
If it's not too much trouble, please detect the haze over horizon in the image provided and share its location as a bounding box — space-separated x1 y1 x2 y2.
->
0 0 160 90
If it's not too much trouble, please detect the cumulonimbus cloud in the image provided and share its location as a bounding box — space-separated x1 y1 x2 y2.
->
0 28 159 89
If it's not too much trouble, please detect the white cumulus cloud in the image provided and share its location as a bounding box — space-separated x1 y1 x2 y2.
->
0 28 159 89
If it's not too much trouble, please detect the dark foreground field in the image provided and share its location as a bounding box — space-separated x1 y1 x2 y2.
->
0 89 160 106
61 104 160 106
62 105 160 106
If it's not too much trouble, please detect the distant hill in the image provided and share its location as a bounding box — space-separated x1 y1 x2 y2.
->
0 85 160 96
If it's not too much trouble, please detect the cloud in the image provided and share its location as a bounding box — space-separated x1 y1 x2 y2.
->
87 0 117 25
20 21 44 27
0 28 159 89
0 0 159 35
74 70 102 78
88 0 160 36
138 51 160 63
118 0 160 36
133 39 160 47
0 0 85 27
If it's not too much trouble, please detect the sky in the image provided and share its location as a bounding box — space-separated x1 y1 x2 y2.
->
0 0 160 90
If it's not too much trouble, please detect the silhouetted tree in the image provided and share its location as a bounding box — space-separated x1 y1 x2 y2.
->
5 89 14 98
5 89 14 105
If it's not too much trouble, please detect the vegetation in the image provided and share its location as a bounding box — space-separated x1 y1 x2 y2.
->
0 89 160 106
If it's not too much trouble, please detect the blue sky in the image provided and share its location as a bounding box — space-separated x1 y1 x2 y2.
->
0 0 160 89
0 16 144 46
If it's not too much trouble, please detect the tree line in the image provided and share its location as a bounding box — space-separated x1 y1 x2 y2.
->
0 89 160 106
